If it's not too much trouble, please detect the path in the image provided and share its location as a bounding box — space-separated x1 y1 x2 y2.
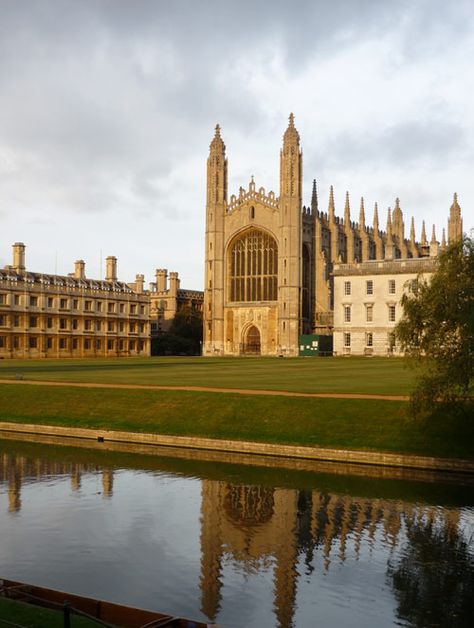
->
0 378 409 401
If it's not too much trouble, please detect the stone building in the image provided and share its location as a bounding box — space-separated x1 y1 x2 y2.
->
149 269 203 336
203 115 463 356
0 243 150 358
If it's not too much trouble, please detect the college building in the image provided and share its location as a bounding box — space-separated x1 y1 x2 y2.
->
0 243 203 359
203 115 463 356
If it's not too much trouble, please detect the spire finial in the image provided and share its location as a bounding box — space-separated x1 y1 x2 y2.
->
344 191 350 225
431 224 437 244
215 124 221 137
373 202 379 231
421 220 427 245
311 179 318 213
387 207 392 231
359 197 365 228
328 185 335 221
442 228 447 248
410 216 416 242
289 112 295 127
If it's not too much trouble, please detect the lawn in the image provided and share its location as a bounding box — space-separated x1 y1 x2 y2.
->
0 383 473 460
0 597 101 628
0 355 415 395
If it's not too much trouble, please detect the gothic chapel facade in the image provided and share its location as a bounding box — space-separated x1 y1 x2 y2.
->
203 115 462 357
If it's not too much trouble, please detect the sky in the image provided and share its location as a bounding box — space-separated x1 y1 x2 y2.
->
0 0 473 289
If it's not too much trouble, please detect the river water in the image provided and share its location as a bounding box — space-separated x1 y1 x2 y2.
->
0 437 473 628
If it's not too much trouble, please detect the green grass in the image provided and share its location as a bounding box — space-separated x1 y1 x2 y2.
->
0 597 102 627
0 383 473 460
0 356 416 395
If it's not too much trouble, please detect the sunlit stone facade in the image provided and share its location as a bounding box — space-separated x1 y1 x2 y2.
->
204 115 464 356
0 244 150 358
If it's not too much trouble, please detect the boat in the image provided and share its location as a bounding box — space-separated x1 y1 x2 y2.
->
0 577 215 627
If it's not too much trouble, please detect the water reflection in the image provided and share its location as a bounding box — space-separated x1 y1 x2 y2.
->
0 444 473 628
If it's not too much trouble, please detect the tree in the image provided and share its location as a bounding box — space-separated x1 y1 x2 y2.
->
395 235 474 415
151 306 203 356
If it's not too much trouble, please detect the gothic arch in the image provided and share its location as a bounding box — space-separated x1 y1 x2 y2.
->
227 228 278 303
242 324 261 355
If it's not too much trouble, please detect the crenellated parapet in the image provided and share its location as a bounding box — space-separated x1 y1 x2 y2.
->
226 177 279 213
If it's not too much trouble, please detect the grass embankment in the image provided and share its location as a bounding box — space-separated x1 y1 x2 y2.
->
0 356 416 395
0 597 100 627
1 383 473 460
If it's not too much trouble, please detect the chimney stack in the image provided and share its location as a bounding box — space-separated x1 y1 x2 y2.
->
135 274 145 293
106 256 117 282
12 242 26 272
74 259 85 279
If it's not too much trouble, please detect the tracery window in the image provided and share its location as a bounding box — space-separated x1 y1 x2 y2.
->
229 229 278 302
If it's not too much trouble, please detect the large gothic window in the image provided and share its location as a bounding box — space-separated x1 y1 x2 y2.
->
229 229 278 302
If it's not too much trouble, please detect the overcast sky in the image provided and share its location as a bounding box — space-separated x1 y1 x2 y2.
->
0 0 472 289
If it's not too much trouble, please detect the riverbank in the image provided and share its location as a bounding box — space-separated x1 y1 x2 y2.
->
0 382 473 463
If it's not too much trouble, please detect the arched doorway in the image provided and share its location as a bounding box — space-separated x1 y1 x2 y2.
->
242 325 261 355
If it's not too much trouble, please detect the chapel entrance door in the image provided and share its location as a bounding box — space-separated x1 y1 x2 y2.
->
242 325 261 355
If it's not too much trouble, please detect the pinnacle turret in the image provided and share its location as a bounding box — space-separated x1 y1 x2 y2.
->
359 197 365 230
210 123 225 153
344 191 351 226
410 216 416 243
373 203 379 232
282 112 300 146
421 220 427 246
328 185 335 222
311 179 318 213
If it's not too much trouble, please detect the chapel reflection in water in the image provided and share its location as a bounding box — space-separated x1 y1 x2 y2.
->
0 451 471 628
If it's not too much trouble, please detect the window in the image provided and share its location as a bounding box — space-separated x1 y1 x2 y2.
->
107 321 114 332
130 340 136 351
13 336 19 349
47 297 54 308
119 340 124 350
29 337 37 349
72 319 78 330
388 305 396 322
47 337 53 349
14 295 21 306
119 322 124 332
107 340 114 350
140 305 145 314
73 299 79 309
344 281 351 296
85 320 92 331
30 296 38 306
0 336 5 348
108 302 115 313
388 332 396 351
344 306 351 323
72 339 78 350
130 322 136 333
366 332 373 347
84 339 91 350
29 316 38 328
95 339 101 350
366 304 373 322
344 333 351 347
85 300 92 311
119 303 125 313
47 317 53 329
139 340 145 351
0 315 6 327
366 280 373 295
59 338 67 349
96 321 101 331
60 298 68 309
229 229 278 302
139 323 145 333
0 294 6 305
96 301 103 312
13 315 20 327
59 318 67 330
388 279 396 294
130 304 137 314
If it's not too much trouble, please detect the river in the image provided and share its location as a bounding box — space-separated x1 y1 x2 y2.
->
0 437 473 627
